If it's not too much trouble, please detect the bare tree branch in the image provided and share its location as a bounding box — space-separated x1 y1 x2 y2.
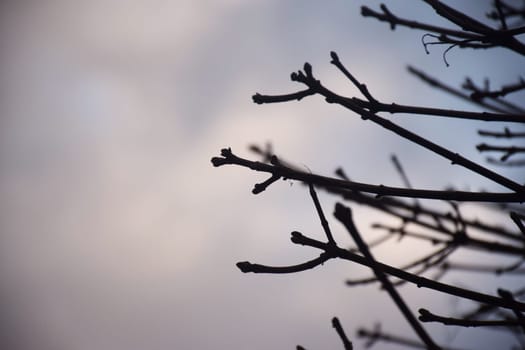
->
419 308 522 327
212 148 525 203
333 202 441 349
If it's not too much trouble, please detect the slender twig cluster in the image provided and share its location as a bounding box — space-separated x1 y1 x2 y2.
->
361 1 525 64
212 1 525 349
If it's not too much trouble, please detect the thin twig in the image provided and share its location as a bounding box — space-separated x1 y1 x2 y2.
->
419 308 522 327
440 260 525 275
510 211 525 234
479 127 525 138
309 183 336 245
351 97 525 123
463 77 525 114
346 244 454 286
357 327 468 350
333 203 441 349
476 144 525 161
332 317 353 350
236 253 331 274
288 231 525 311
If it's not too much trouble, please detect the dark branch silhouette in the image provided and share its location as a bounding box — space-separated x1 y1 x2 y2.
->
212 148 525 203
212 1 525 348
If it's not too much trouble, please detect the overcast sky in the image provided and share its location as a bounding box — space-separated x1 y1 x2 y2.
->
1 1 523 349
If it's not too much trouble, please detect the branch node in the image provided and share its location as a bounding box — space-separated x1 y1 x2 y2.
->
330 51 340 63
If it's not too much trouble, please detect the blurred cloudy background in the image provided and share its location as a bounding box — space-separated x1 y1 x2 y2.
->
1 1 523 349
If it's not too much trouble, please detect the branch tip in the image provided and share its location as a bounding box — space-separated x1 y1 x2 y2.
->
304 62 312 77
291 230 303 240
330 51 339 63
221 147 233 157
360 6 373 17
252 174 281 194
334 202 353 222
210 156 227 167
211 148 234 166
252 93 264 104
236 261 253 273
418 308 431 321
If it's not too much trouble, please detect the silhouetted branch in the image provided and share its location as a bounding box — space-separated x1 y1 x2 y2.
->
419 308 522 327
391 245 456 287
479 127 525 138
494 0 509 30
334 202 440 349
460 287 525 320
470 78 525 99
487 157 525 166
498 289 525 333
487 1 525 24
463 77 525 113
214 2 525 348
249 143 274 163
372 217 523 256
252 89 315 104
243 154 525 255
328 188 524 244
476 144 525 161
423 0 493 34
248 146 525 244
346 244 454 287
407 66 519 114
371 223 448 245
212 148 525 202
363 2 525 55
440 259 525 275
289 230 525 311
252 174 281 194
352 96 525 122
511 211 525 234
332 317 353 350
357 326 468 350
330 52 377 103
421 34 494 67
231 147 525 256
391 154 415 190
236 253 332 274
361 5 483 39
309 183 336 245
253 57 525 194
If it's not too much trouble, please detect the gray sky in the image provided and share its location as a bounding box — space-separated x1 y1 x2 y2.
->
1 1 523 349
